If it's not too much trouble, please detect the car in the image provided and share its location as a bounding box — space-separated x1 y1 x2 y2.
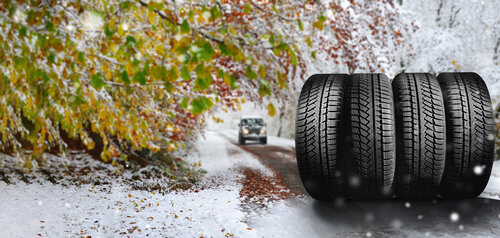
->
238 116 267 145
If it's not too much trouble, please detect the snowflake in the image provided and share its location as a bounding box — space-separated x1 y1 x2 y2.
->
474 165 486 175
450 212 460 222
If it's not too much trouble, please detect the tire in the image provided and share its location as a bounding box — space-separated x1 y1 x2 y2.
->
295 74 348 201
344 73 396 199
393 73 446 200
260 137 267 145
437 73 495 199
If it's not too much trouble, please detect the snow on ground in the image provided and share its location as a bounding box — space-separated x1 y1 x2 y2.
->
1 131 500 237
0 131 266 238
481 161 500 200
194 130 273 177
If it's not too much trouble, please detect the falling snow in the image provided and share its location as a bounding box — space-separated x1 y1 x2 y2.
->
474 165 486 175
450 212 460 223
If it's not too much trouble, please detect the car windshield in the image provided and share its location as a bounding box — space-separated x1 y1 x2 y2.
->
241 118 264 127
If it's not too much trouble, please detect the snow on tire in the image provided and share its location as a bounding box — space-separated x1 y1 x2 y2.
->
295 74 348 201
343 73 396 199
393 73 446 200
437 73 495 199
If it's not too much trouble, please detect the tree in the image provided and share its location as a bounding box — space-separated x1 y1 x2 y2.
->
0 0 322 164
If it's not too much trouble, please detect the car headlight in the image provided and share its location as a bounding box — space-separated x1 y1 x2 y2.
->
242 129 249 134
260 128 266 134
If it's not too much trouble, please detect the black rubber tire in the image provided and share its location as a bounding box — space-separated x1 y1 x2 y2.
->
393 73 446 200
260 137 267 145
295 74 348 201
437 73 495 199
343 73 396 199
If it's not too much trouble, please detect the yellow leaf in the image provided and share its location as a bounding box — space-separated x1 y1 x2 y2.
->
451 60 456 65
147 10 156 24
267 103 276 117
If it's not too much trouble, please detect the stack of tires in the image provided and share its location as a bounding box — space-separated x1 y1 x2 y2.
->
295 73 495 200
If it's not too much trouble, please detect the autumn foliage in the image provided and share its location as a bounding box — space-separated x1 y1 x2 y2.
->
0 0 409 165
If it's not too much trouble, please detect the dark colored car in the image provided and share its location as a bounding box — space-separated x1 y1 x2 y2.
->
238 116 267 145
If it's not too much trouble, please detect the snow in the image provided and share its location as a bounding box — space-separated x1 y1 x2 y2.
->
0 131 265 237
195 131 272 176
1 132 500 237
480 160 500 200
82 11 104 31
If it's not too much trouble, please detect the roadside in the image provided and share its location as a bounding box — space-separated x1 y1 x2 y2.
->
0 131 268 237
1 129 500 237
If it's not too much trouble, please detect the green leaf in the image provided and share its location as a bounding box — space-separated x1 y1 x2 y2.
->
180 97 189 109
219 42 232 56
190 97 213 115
181 19 190 33
305 37 312 47
181 66 190 80
164 81 174 93
151 65 166 80
19 26 27 37
91 73 104 89
258 65 266 78
195 76 212 90
194 64 206 78
167 67 178 81
40 70 49 83
297 19 303 31
244 4 252 14
224 74 238 89
258 79 271 96
45 21 54 32
120 70 130 84
126 35 136 47
289 49 297 66
119 1 133 11
104 23 115 38
47 53 55 65
133 71 146 85
210 5 222 20
144 60 150 76
245 67 258 80
269 33 275 45
197 40 215 60
77 51 85 64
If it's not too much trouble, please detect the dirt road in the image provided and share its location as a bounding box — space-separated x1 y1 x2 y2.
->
219 131 500 237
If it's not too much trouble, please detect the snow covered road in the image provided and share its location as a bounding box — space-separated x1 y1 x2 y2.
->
1 130 500 237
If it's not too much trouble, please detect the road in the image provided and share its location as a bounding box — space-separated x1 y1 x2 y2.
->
219 131 500 238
